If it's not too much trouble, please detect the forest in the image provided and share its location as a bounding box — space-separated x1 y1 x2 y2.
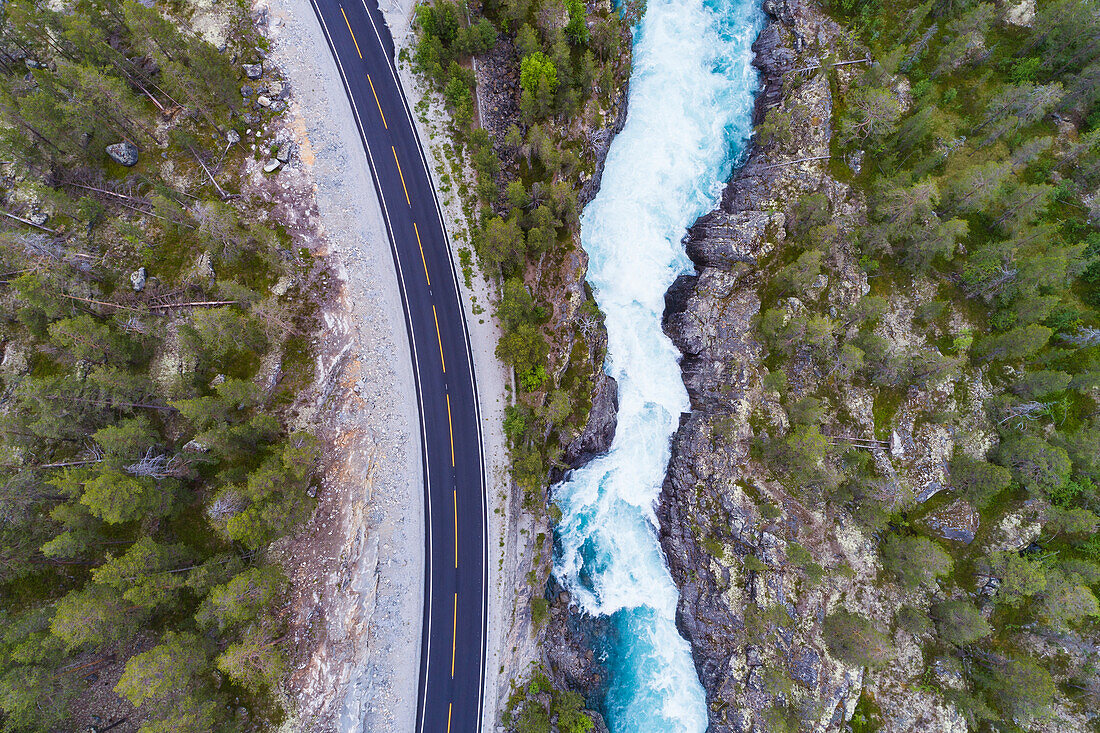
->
411 0 636 506
749 0 1100 725
0 0 321 730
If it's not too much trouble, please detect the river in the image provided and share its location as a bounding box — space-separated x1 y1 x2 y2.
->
550 0 763 729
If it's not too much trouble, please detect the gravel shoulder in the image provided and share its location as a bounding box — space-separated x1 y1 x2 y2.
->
256 0 425 730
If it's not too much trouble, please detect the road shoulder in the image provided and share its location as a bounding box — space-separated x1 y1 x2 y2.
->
257 0 425 730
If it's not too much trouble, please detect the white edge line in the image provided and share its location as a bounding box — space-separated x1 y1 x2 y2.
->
309 5 439 728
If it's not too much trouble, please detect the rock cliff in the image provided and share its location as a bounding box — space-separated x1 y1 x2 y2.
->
657 1 987 730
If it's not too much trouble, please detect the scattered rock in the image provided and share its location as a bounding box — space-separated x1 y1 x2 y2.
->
106 141 139 167
243 62 263 80
921 499 980 544
271 275 292 296
276 140 295 163
28 211 48 227
227 129 242 145
263 159 282 173
192 251 216 281
890 430 905 457
847 149 864 175
130 267 146 292
0 342 28 375
257 95 272 108
241 84 254 97
269 99 287 113
1004 0 1035 26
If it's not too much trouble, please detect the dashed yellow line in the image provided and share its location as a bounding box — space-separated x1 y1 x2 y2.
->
414 223 430 285
340 7 362 59
447 702 453 733
451 592 458 677
445 393 455 467
392 146 411 206
453 489 458 569
432 305 446 373
367 74 388 129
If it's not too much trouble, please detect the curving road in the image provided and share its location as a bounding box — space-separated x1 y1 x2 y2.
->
306 2 488 730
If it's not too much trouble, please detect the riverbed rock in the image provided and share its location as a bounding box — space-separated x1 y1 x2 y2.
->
542 578 610 698
561 371 618 469
106 142 139 166
684 210 783 268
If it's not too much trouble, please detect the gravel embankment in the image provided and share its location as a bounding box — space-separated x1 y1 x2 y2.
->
256 0 425 729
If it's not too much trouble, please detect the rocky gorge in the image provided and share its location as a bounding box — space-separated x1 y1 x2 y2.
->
658 0 997 730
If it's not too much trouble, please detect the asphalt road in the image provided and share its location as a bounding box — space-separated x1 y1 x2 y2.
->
306 2 488 730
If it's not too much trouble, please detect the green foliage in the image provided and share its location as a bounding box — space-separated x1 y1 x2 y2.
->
949 453 1012 507
822 609 893 667
0 2 317 728
998 435 1071 498
881 534 952 588
503 670 595 733
519 52 559 120
931 600 991 646
988 552 1046 607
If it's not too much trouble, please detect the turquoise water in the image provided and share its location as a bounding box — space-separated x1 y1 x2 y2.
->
550 0 763 729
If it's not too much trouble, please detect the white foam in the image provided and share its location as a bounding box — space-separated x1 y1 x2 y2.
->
551 0 763 729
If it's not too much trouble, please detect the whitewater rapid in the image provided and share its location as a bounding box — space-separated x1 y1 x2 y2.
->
550 0 763 729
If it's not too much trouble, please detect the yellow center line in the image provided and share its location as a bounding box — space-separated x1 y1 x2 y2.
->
392 146 411 206
367 74 388 129
453 489 458 569
414 223 430 285
432 305 446 373
445 393 455 467
451 593 458 678
447 702 453 733
340 7 362 59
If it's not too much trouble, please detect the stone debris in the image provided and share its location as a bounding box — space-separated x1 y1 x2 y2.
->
106 141 139 166
276 140 295 163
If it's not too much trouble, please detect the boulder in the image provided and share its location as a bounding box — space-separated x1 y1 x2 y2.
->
276 141 294 163
262 159 281 173
130 267 146 292
683 210 783 268
106 142 139 167
561 371 618 469
242 63 263 80
921 499 980 544
256 94 271 108
28 211 48 227
226 129 241 145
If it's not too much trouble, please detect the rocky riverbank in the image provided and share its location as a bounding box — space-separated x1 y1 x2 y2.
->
658 0 980 729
